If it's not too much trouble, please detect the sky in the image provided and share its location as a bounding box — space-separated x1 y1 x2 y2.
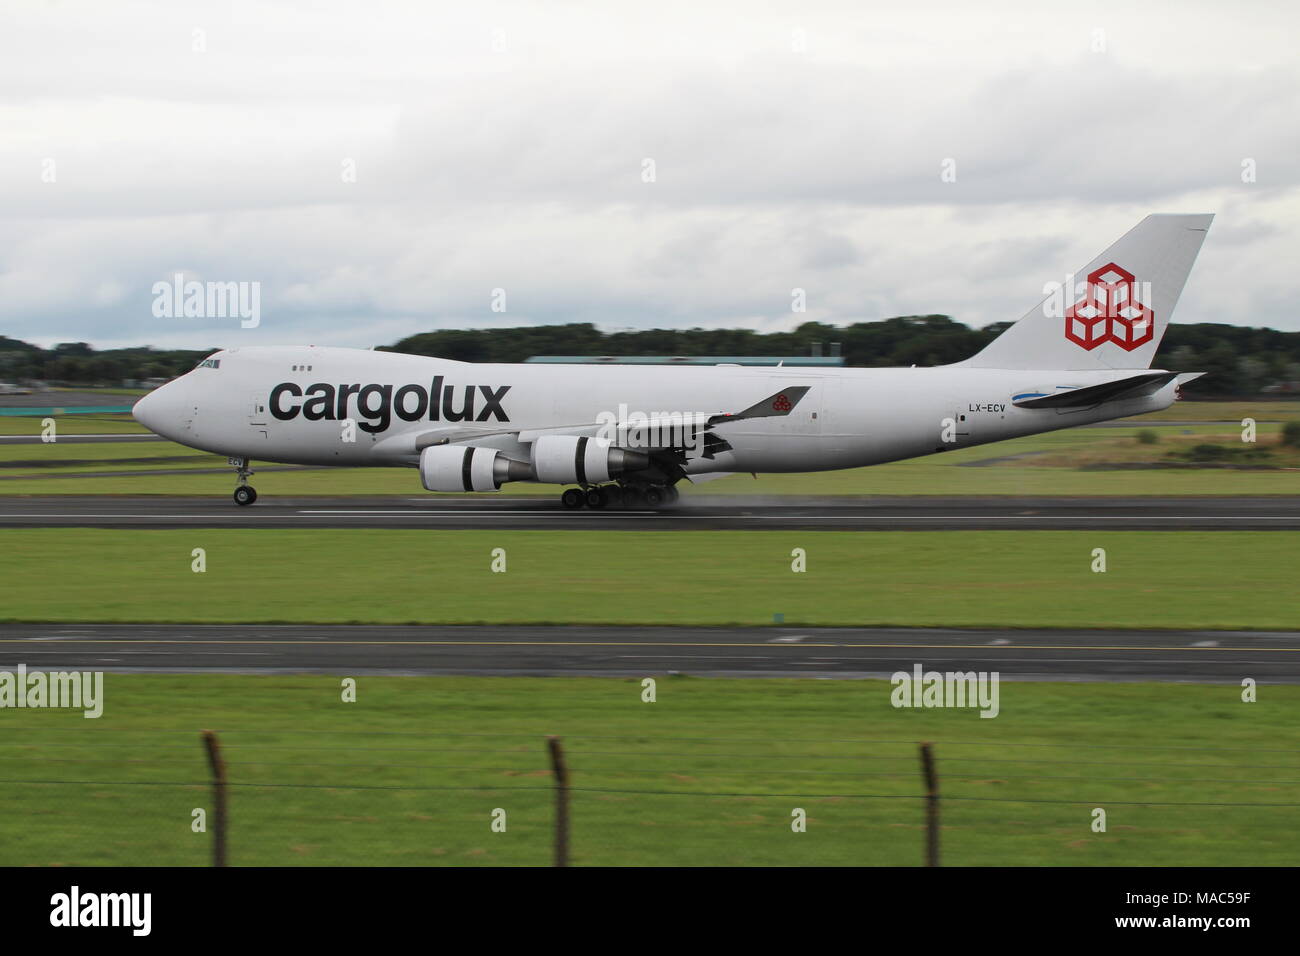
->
1 0 1297 351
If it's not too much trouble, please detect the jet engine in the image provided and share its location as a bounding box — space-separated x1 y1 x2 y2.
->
530 435 650 485
420 444 531 493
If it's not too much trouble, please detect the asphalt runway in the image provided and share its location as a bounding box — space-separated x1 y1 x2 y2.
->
2 494 1298 529
2 623 1295 682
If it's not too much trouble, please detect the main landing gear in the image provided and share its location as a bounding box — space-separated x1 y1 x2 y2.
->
231 457 257 506
560 484 679 510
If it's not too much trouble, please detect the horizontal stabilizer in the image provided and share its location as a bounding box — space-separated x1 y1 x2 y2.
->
1012 371 1179 408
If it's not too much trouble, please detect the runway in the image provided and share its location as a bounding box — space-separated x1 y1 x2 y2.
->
2 623 1296 681
2 494 1298 529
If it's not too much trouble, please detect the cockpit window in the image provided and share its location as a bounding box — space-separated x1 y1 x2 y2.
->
195 358 221 369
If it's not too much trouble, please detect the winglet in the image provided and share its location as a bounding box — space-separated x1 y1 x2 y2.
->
709 386 811 425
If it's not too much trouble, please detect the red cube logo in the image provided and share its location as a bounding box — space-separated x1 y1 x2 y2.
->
1065 263 1154 352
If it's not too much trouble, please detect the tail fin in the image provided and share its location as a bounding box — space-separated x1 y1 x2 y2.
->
961 213 1213 371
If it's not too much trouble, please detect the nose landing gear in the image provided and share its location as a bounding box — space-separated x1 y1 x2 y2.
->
230 457 257 506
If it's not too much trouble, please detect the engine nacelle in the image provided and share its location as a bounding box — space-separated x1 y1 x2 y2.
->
531 435 650 485
420 445 530 493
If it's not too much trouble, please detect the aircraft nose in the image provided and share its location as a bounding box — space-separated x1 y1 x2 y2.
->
132 382 179 437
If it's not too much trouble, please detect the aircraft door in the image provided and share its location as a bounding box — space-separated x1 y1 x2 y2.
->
949 408 972 446
248 392 269 439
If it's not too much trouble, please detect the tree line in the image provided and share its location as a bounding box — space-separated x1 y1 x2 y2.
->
3 318 1299 396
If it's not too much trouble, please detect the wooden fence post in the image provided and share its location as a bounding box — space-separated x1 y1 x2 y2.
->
920 742 939 867
547 735 569 867
201 730 228 867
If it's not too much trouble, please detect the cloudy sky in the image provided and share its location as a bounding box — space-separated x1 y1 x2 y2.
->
2 0 1297 350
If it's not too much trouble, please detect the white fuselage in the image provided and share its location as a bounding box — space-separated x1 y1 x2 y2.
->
132 345 1176 482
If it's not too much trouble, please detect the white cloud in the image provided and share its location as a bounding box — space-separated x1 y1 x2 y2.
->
0 0 1297 349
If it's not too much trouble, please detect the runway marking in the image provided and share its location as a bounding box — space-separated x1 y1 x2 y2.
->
1 639 1296 651
293 511 1297 520
297 509 659 516
3 512 1299 524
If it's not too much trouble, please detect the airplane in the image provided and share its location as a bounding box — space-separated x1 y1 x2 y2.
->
132 213 1213 509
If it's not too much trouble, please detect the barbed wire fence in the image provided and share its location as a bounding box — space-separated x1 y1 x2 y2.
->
1 727 1297 866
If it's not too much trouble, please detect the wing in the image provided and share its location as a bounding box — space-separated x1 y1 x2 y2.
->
513 385 814 450
376 384 815 473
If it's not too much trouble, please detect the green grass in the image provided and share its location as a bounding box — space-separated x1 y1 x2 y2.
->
0 441 219 467
1136 400 1299 422
45 386 150 396
0 400 1288 435
2 425 1299 495
1 674 1295 866
2 529 1296 629
994 425 1300 469
0 414 146 436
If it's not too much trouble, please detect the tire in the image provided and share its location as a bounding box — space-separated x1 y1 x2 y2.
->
585 487 607 509
233 486 257 506
642 486 664 508
665 485 680 504
561 488 585 509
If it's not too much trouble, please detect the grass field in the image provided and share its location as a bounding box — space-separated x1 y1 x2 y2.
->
1134 399 1300 422
59 387 149 397
2 529 1296 629
1020 428 1300 469
1 399 1293 433
1 674 1294 866
2 419 1298 496
0 441 217 468
2 399 1291 870
0 414 148 436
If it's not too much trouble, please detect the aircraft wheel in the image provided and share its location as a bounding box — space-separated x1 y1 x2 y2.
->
642 486 665 508
620 486 642 508
665 485 680 504
234 485 257 506
585 487 608 509
560 488 585 509
603 485 623 507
